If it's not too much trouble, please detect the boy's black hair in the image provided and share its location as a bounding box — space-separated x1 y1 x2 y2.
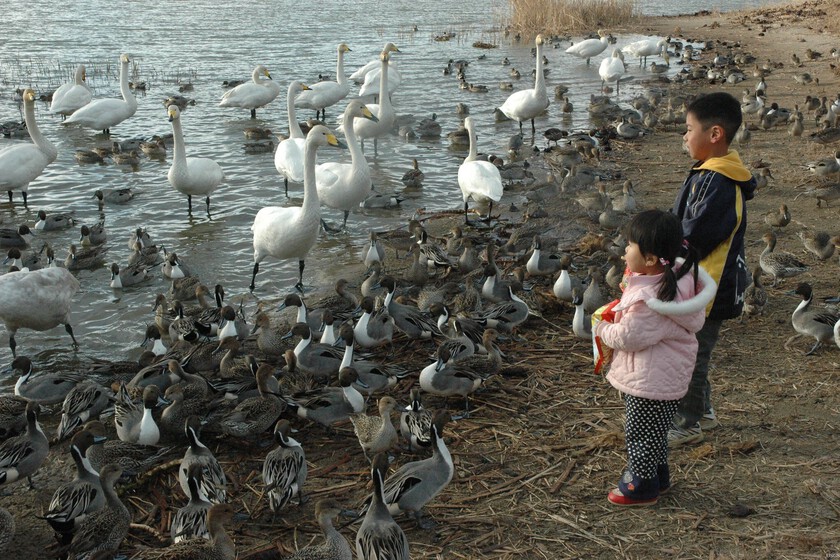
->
686 92 742 145
624 209 699 302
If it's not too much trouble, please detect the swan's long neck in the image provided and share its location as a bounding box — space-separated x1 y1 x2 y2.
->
343 108 364 166
119 60 137 112
466 124 478 162
170 117 187 173
534 42 546 97
288 86 304 139
301 137 321 219
336 49 347 87
379 57 390 111
75 65 85 86
24 99 57 162
252 67 264 85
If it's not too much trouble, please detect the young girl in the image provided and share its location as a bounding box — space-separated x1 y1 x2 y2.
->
594 210 716 506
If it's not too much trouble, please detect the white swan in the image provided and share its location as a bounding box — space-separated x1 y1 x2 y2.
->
50 65 92 118
275 81 311 197
357 43 402 100
353 50 397 154
500 34 549 133
250 125 346 292
0 88 57 205
167 105 225 215
458 117 503 224
599 48 626 93
219 64 282 119
295 43 352 120
0 267 80 356
350 43 401 87
316 100 379 230
623 37 668 66
65 54 136 134
565 30 609 65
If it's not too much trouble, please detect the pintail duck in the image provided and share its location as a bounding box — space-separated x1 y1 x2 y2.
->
213 337 258 379
482 261 519 305
0 401 48 488
4 247 41 271
742 266 768 320
764 203 790 228
311 278 359 317
287 367 364 427
65 243 108 270
379 276 439 339
83 420 174 476
0 225 34 249
572 288 592 339
375 218 422 259
109 261 149 289
582 265 609 313
34 209 74 231
337 324 402 395
93 188 134 208
114 384 166 445
180 415 227 504
289 322 343 382
158 503 237 560
357 453 410 560
162 249 193 279
364 231 385 269
354 296 394 349
263 419 307 513
220 364 285 437
799 230 835 260
171 462 212 543
382 411 454 528
760 232 809 286
553 255 582 303
475 286 530 331
420 346 484 417
400 388 432 451
160 383 207 440
142 323 168 357
57 381 112 441
351 396 398 460
526 235 563 277
44 429 107 542
251 311 293 357
10 356 84 405
282 499 353 560
79 223 106 247
401 158 424 189
0 394 28 441
279 292 325 336
361 261 385 298
170 275 203 303
788 283 840 355
415 229 456 273
65 464 130 560
128 239 161 268
319 310 337 345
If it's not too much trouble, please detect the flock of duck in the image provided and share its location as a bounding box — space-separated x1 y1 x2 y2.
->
1 22 840 559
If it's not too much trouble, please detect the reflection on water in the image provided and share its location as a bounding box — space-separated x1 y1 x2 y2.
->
0 0 771 370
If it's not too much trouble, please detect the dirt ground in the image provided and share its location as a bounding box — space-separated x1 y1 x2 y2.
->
3 1 840 559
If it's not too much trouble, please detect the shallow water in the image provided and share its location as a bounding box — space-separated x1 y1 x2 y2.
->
0 0 773 372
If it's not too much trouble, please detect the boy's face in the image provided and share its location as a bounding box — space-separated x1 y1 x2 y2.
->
683 112 725 161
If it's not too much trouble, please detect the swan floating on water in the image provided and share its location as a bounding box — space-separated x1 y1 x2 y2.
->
167 105 225 215
295 43 352 120
0 88 57 206
251 125 346 292
50 64 92 118
65 54 137 134
219 64 281 119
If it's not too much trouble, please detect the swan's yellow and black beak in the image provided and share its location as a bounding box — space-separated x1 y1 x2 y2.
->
389 44 401 53
361 106 379 123
300 83 311 91
120 54 130 64
24 89 36 103
326 133 347 149
340 44 351 53
265 70 273 80
168 107 178 122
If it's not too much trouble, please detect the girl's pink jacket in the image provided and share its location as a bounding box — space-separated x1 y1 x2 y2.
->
594 264 717 401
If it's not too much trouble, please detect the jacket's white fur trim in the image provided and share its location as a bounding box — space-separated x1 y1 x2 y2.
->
646 265 717 316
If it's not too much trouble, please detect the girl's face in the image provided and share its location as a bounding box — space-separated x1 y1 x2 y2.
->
624 241 663 274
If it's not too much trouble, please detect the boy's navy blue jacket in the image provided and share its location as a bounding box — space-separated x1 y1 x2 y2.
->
672 150 757 320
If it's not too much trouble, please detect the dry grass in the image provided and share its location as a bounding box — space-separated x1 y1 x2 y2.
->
507 0 639 36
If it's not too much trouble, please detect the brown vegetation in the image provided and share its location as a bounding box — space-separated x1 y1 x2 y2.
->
507 0 639 35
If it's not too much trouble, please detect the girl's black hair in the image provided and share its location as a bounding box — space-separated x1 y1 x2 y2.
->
624 209 699 301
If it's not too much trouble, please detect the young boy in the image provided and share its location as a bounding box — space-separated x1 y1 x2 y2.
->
669 92 757 446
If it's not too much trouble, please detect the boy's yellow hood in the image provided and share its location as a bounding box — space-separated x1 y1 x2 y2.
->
694 150 752 182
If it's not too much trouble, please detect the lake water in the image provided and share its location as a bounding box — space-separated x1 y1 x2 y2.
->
0 0 773 368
